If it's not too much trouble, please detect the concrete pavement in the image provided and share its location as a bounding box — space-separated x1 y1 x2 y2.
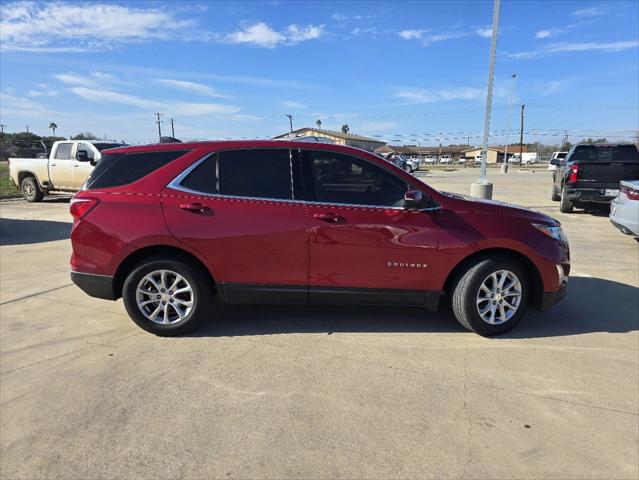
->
1 169 637 479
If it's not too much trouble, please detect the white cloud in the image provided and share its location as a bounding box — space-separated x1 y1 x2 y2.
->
285 24 324 43
283 101 307 109
532 79 576 96
572 6 608 17
398 29 428 40
67 87 240 116
69 87 159 109
509 40 639 59
226 22 324 48
0 1 199 52
476 28 493 38
28 84 59 97
394 87 483 104
54 73 95 86
154 79 229 98
332 13 371 21
535 29 553 39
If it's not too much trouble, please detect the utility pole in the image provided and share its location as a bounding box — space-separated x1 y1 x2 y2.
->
519 104 525 161
471 0 500 199
562 129 568 150
437 133 443 163
0 124 5 134
285 114 294 133
154 112 163 141
26 125 29 133
170 118 175 138
503 73 517 164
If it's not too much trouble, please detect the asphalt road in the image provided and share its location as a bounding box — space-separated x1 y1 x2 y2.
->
1 168 637 479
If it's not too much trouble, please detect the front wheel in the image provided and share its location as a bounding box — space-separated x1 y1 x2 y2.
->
21 176 44 202
451 256 529 336
122 256 214 336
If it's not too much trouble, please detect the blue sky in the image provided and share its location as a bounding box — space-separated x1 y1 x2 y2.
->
1 0 638 146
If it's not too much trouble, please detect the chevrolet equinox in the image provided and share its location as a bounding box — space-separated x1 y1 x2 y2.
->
70 141 570 336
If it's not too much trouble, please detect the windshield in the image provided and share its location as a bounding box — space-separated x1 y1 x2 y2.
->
557 152 567 159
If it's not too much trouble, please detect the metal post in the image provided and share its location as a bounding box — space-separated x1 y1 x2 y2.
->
170 118 175 138
503 73 516 164
285 114 294 133
154 112 163 141
471 0 500 199
519 104 525 160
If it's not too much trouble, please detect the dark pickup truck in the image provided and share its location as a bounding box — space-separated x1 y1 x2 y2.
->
551 143 639 213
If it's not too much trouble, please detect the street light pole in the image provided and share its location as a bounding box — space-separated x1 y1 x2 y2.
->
471 0 501 199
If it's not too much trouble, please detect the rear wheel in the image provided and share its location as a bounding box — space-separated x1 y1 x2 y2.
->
122 256 214 336
21 176 44 202
551 184 560 201
559 185 574 213
451 256 529 336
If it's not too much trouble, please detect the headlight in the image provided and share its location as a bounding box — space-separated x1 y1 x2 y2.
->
532 223 567 242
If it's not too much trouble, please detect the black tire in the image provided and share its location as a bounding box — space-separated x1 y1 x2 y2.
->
559 185 574 213
122 256 214 336
551 184 560 201
21 176 44 202
451 255 529 336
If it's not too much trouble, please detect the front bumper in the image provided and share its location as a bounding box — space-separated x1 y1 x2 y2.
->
540 281 568 311
71 271 116 300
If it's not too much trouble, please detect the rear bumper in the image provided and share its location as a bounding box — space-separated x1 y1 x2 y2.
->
565 187 616 204
540 281 568 312
71 271 116 300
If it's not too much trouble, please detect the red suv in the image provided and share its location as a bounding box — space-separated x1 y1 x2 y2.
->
70 141 569 336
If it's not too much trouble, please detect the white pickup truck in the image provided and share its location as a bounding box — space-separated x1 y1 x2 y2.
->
9 140 125 202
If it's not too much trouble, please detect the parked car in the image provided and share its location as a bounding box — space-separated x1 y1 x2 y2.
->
70 141 569 337
389 155 410 172
440 154 453 164
548 151 568 172
8 140 126 202
474 156 483 166
423 155 435 164
551 143 639 213
458 156 469 164
610 180 639 237
406 157 420 173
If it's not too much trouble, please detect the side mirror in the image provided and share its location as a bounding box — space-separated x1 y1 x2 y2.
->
404 189 426 209
76 150 90 162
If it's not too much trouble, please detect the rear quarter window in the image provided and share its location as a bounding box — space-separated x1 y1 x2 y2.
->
85 150 190 189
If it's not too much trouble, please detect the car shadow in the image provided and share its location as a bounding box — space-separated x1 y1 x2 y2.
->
191 277 638 339
0 218 71 245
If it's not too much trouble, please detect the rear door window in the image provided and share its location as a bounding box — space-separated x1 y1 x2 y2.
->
179 155 218 194
218 149 292 200
86 150 190 189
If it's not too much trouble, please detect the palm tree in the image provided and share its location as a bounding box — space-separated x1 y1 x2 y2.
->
316 119 322 129
341 124 350 134
49 122 57 136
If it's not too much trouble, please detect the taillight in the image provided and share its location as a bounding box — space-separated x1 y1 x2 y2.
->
70 197 99 219
567 163 578 184
621 184 639 201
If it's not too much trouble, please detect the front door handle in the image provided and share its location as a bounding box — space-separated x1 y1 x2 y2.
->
313 212 344 223
179 203 212 215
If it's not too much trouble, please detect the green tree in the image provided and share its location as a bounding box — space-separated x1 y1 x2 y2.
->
71 132 99 140
48 122 58 136
341 124 350 134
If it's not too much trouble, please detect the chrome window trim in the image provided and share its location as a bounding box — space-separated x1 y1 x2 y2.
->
166 152 440 211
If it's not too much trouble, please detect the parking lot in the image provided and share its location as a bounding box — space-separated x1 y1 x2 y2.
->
1 168 637 479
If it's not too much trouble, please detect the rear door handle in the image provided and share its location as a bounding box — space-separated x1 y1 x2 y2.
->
313 212 344 223
179 203 212 215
